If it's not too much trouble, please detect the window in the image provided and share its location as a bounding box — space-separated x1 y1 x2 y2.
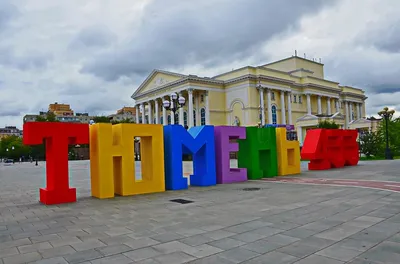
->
298 95 302 104
271 105 277 124
153 117 156 124
193 109 197 126
174 112 179 124
167 115 171 124
200 108 206 125
294 95 297 103
183 111 188 127
160 117 163 125
145 116 149 124
271 92 275 101
139 117 143 123
200 95 204 102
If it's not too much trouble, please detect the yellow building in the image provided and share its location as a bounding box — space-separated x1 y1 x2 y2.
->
48 102 74 116
131 56 372 145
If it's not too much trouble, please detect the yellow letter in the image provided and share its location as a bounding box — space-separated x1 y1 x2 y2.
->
276 127 301 176
90 123 165 198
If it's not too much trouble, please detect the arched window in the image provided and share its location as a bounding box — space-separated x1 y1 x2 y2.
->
174 112 179 124
271 105 277 124
193 109 197 126
183 111 188 127
160 117 163 125
200 108 206 125
167 115 171 124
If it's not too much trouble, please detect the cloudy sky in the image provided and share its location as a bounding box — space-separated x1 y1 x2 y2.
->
1 0 399 128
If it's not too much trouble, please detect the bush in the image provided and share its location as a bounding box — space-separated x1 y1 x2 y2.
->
359 131 383 158
317 120 340 129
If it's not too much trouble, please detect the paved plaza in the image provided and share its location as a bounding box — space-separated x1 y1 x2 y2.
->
1 160 400 263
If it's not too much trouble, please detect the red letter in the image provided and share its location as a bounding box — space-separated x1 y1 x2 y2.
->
23 122 89 205
342 129 359 166
301 129 330 170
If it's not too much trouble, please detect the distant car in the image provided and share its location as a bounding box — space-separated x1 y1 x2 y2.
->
4 159 13 163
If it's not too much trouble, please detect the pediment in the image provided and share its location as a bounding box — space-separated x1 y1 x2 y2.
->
131 70 186 98
331 112 345 119
349 118 371 125
296 114 318 122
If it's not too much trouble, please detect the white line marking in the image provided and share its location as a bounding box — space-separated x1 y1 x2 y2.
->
384 184 400 188
332 181 360 184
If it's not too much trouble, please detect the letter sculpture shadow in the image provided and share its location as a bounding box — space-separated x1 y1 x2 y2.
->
238 127 278 179
23 122 89 205
214 126 247 183
163 125 216 190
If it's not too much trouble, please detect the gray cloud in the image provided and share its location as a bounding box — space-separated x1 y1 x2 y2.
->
0 2 18 32
81 0 335 81
0 47 53 70
69 25 116 49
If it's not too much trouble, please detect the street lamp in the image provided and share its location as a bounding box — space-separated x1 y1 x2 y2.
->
378 107 395 160
163 92 186 124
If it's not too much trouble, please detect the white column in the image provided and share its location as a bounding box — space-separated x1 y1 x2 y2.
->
195 91 200 126
141 103 146 124
188 89 194 127
317 95 322 114
306 94 311 114
297 126 303 146
287 92 292 125
135 105 139 123
162 97 167 125
170 97 175 124
259 88 265 126
154 99 159 124
280 91 286 124
205 91 210 125
335 99 339 112
179 92 184 126
327 97 331 115
357 103 362 119
148 101 153 124
267 89 272 123
349 103 353 122
345 101 349 128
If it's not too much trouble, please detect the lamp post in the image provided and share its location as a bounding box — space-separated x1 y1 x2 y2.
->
6 146 15 163
378 107 395 160
163 92 186 124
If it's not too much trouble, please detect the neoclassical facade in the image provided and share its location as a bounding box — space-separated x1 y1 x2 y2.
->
131 56 370 144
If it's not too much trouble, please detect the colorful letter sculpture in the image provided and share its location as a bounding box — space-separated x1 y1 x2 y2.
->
301 129 359 170
214 126 247 184
276 128 301 176
90 123 165 198
237 127 278 179
163 125 216 190
23 122 89 205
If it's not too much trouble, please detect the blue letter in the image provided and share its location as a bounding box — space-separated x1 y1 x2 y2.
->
163 125 216 190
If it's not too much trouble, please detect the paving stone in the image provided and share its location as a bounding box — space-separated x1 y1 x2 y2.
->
124 237 159 250
0 238 31 250
202 230 235 240
123 247 163 262
30 234 60 243
315 224 364 241
188 255 236 264
276 243 320 258
242 251 299 264
208 237 245 250
63 249 103 264
39 245 76 259
49 236 82 248
70 239 106 251
95 244 132 256
316 244 362 261
179 234 214 246
0 247 19 258
153 252 196 264
18 242 52 254
151 232 185 243
293 254 345 264
183 244 223 258
334 238 377 252
265 234 300 245
30 257 68 264
152 241 194 254
216 247 260 263
2 252 42 264
241 240 283 254
99 235 132 246
90 254 133 264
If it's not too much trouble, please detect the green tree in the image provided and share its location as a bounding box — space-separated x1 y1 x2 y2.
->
93 116 111 123
377 116 400 156
112 118 135 124
317 120 340 129
46 112 57 122
0 136 33 161
359 131 383 158
35 116 47 122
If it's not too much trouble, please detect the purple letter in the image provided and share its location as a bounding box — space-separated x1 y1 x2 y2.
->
214 126 247 184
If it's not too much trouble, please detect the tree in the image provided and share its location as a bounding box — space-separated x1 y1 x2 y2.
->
35 116 47 122
317 120 340 129
377 116 400 157
359 131 383 158
46 112 57 122
93 116 111 123
112 118 135 124
0 136 33 161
